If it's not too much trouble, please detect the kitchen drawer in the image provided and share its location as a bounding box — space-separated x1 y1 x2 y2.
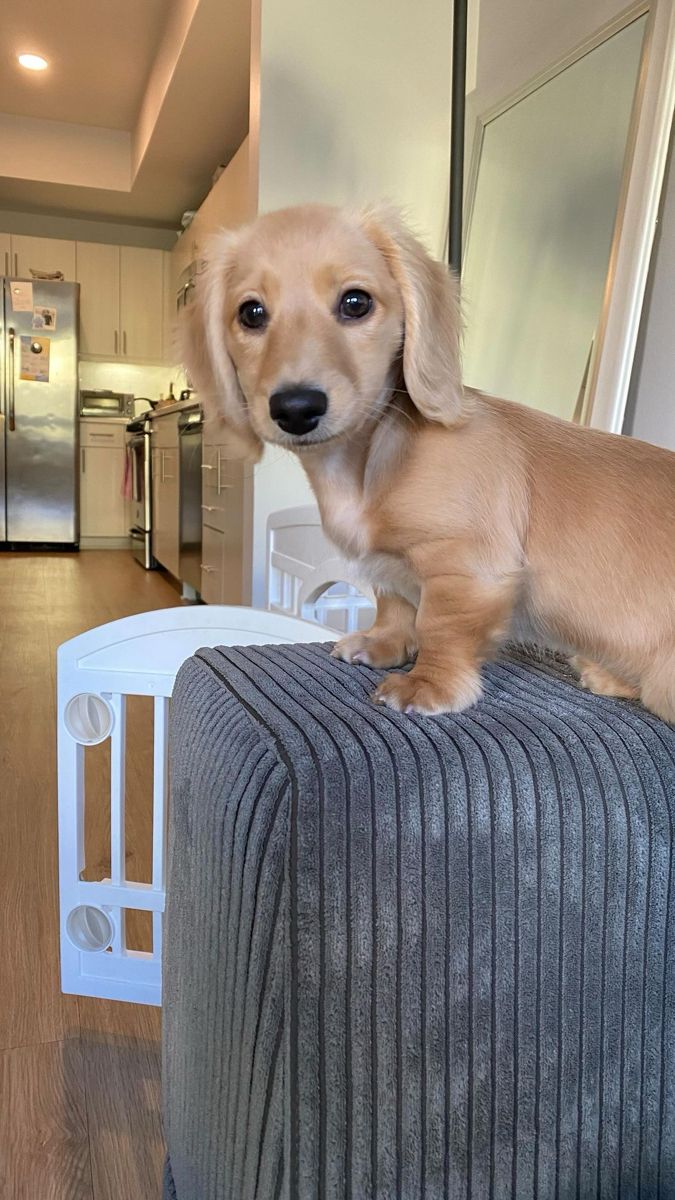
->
200 523 224 604
80 421 127 449
150 412 180 449
200 496 228 534
201 444 242 500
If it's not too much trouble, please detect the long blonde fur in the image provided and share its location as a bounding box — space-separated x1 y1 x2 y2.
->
181 202 675 721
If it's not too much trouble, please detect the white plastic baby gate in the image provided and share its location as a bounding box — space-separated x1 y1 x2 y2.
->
57 506 376 1005
57 607 323 1006
266 505 375 632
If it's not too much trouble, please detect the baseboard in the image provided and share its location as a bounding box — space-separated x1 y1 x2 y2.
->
79 537 132 550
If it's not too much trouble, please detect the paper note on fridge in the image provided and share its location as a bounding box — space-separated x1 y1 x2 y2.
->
20 335 50 382
10 282 33 312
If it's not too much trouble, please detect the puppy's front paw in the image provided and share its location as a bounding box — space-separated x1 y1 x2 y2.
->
571 656 639 700
331 631 416 670
372 667 483 716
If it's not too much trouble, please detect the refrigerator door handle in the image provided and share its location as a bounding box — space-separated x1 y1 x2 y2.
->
8 327 15 431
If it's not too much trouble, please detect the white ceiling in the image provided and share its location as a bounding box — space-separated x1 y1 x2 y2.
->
0 2 169 129
0 0 251 228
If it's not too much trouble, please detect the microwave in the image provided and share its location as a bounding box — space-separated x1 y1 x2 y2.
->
80 389 133 418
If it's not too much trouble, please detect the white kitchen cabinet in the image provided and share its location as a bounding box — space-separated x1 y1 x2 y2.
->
200 523 225 603
12 234 76 281
0 233 11 276
120 246 164 362
79 421 127 539
200 422 246 603
76 242 120 357
76 242 166 363
151 415 180 577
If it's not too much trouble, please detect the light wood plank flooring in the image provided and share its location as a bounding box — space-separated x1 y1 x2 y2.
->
0 551 181 1199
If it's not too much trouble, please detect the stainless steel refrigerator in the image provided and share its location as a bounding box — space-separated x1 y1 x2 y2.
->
1 278 80 547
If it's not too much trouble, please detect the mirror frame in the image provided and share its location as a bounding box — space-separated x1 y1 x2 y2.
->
463 0 675 433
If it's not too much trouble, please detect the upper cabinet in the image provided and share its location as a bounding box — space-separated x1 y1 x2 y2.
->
119 247 164 362
75 242 166 363
77 242 120 358
12 234 76 281
170 138 254 299
0 233 11 276
0 229 170 364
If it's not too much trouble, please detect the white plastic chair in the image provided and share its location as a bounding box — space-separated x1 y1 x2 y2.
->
57 606 322 1006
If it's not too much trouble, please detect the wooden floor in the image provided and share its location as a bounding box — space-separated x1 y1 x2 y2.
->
0 551 181 1199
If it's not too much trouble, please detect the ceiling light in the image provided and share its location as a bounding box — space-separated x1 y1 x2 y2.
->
18 53 48 71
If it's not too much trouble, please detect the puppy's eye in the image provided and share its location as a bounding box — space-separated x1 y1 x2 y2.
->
238 300 268 330
338 289 373 320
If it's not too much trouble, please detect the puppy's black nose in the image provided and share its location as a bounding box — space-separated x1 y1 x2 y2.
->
269 387 328 436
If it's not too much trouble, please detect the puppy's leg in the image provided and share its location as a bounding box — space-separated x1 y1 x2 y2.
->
374 563 516 716
640 652 675 724
332 593 417 669
571 655 639 700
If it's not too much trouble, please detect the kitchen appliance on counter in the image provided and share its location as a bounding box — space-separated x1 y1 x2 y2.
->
131 396 157 418
178 406 203 591
79 389 133 418
126 413 155 569
1 278 80 547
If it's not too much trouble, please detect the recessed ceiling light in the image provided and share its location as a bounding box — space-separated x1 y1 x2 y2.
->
18 53 48 71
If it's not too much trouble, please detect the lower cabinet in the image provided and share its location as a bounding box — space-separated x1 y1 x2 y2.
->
79 420 128 541
200 522 225 603
151 445 180 577
200 441 246 603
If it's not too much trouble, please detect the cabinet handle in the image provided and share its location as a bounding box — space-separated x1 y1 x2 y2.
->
114 330 118 355
89 431 115 438
215 451 234 494
200 463 214 471
160 450 165 483
200 564 216 573
201 504 222 513
123 330 127 355
81 448 86 473
3 251 7 275
14 253 18 275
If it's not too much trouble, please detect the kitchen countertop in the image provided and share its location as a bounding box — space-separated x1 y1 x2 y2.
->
148 397 199 418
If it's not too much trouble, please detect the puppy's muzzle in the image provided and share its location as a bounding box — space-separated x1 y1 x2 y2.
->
269 387 328 436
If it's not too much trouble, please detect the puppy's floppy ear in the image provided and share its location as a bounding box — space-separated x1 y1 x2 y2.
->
178 228 263 463
359 204 467 426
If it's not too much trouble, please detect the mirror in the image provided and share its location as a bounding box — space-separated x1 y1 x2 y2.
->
461 10 648 422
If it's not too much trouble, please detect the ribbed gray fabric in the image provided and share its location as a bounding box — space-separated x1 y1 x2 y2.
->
162 643 675 1200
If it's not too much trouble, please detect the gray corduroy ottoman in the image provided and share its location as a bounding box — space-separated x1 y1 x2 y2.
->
162 643 675 1200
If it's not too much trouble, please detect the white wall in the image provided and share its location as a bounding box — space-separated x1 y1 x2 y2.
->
247 0 454 604
623 122 675 451
78 360 180 400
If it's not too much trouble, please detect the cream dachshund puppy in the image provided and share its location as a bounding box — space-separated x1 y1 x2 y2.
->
181 203 675 721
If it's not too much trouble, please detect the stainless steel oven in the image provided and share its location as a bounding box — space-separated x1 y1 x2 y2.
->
126 415 155 568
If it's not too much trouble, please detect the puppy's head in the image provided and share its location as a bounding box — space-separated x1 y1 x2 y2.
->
181 203 464 461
